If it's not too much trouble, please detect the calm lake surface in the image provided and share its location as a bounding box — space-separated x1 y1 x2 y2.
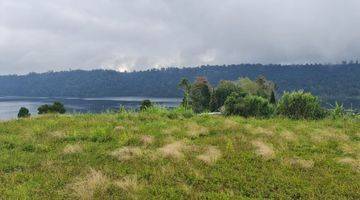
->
0 97 182 121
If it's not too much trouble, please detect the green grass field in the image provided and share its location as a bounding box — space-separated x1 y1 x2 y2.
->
0 108 359 199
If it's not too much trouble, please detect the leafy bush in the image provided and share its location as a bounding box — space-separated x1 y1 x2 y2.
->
140 100 152 111
210 80 243 112
142 106 194 119
38 104 51 114
145 106 168 114
237 76 276 99
52 102 66 114
189 77 212 113
224 93 274 118
171 106 194 119
18 107 31 118
166 112 179 119
330 102 345 119
276 91 326 120
38 102 66 114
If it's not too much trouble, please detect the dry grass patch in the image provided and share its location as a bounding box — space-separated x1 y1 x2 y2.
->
197 146 222 165
337 157 360 171
71 169 109 200
40 160 55 171
251 140 276 160
245 125 274 136
222 119 240 131
162 126 181 135
280 130 297 141
190 168 204 179
159 164 176 176
341 144 358 155
243 124 252 130
255 127 274 136
312 128 349 142
159 141 187 159
284 158 314 169
114 126 125 131
49 131 67 139
63 144 83 154
110 147 143 161
179 182 192 194
186 123 209 138
115 175 142 192
140 135 154 146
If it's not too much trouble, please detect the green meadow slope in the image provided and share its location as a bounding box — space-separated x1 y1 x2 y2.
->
0 109 359 199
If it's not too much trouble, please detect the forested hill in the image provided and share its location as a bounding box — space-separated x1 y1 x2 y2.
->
0 63 359 107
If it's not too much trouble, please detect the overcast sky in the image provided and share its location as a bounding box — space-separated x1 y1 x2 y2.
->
0 0 360 75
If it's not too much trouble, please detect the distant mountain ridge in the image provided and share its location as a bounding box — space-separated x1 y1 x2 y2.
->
0 63 359 108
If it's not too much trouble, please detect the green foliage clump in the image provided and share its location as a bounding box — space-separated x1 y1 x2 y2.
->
330 102 346 119
276 91 326 120
182 75 278 115
224 93 274 118
178 78 192 109
18 107 31 118
170 106 194 119
210 80 243 112
38 102 66 114
38 104 50 114
140 100 153 111
189 77 212 113
270 90 276 104
238 75 276 99
52 102 66 114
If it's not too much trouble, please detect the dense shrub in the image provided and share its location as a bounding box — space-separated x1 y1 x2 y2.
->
38 104 50 114
52 102 66 114
210 80 243 112
140 100 152 111
330 102 345 119
237 76 276 99
38 102 66 114
18 107 31 118
276 91 326 120
172 106 194 119
189 77 212 113
224 93 274 117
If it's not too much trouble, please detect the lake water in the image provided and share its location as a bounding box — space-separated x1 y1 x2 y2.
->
0 97 182 121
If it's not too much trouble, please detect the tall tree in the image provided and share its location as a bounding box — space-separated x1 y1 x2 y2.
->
18 107 31 118
178 78 191 109
189 77 212 113
210 80 242 112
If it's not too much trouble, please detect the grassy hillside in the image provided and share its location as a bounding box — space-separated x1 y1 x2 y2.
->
0 109 359 199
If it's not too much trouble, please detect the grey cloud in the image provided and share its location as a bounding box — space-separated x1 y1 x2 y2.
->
0 0 360 74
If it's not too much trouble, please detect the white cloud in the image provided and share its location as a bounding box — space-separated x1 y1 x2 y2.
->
0 0 360 74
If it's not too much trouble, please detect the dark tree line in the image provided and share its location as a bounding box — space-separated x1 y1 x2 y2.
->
0 63 359 109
